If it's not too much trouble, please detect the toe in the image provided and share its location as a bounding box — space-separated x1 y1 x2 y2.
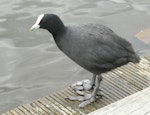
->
84 93 92 100
72 79 93 91
78 98 94 108
78 96 96 108
76 90 85 95
69 96 85 101
72 85 84 90
83 83 92 90
82 79 93 90
72 81 84 90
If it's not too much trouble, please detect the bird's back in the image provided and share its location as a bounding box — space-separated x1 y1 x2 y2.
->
55 24 140 74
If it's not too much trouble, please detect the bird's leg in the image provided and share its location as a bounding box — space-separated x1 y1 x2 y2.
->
69 74 103 108
91 74 96 89
92 74 103 98
69 74 97 102
78 74 103 108
71 74 97 92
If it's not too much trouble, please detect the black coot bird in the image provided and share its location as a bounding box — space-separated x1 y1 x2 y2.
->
30 14 140 107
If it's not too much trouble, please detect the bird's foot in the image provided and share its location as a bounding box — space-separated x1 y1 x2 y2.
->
69 93 99 108
71 79 93 91
69 92 92 101
70 75 103 107
79 96 96 108
68 90 102 108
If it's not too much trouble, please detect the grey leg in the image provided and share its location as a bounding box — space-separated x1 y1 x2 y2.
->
92 74 103 97
78 74 103 108
91 74 96 88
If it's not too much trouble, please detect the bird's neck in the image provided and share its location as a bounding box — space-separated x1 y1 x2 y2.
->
48 22 66 38
52 27 68 52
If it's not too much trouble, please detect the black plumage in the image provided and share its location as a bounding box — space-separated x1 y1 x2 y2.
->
63 25 139 73
31 14 140 107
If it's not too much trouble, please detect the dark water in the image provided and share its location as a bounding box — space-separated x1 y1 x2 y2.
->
0 0 150 113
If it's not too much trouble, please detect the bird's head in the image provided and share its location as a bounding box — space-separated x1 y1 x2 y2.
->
30 14 65 36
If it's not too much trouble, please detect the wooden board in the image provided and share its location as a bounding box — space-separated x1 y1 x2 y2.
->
1 55 150 115
88 87 150 115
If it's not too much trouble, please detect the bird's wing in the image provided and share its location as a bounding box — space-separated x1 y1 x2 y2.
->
62 24 136 71
78 24 134 65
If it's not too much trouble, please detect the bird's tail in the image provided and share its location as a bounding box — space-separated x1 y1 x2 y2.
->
128 51 140 63
129 48 150 63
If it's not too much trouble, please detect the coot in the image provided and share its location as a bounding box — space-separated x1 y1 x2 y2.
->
30 14 140 107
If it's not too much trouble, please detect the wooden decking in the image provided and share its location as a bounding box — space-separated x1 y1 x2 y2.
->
88 86 150 115
1 55 150 115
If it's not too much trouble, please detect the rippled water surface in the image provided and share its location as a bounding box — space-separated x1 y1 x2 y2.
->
0 0 150 113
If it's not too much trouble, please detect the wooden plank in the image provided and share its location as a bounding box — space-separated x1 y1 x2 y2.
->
37 98 58 115
13 108 24 115
52 93 78 114
105 72 138 94
56 90 85 115
33 101 49 115
30 102 46 115
128 101 150 115
62 88 81 108
10 109 20 115
104 74 129 97
45 96 69 115
88 87 150 115
101 81 122 100
31 101 48 115
1 55 150 115
145 56 150 61
128 64 150 80
103 77 127 98
18 106 31 115
37 97 61 115
6 112 13 115
62 88 91 114
1 114 7 115
119 65 149 87
108 71 140 93
114 67 146 89
50 94 74 115
122 63 150 86
23 104 40 115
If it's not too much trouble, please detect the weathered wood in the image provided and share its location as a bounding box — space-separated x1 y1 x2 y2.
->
88 87 150 115
6 112 13 115
37 99 58 115
1 56 150 115
18 106 31 115
1 114 6 115
23 104 40 115
13 108 24 115
10 110 20 115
